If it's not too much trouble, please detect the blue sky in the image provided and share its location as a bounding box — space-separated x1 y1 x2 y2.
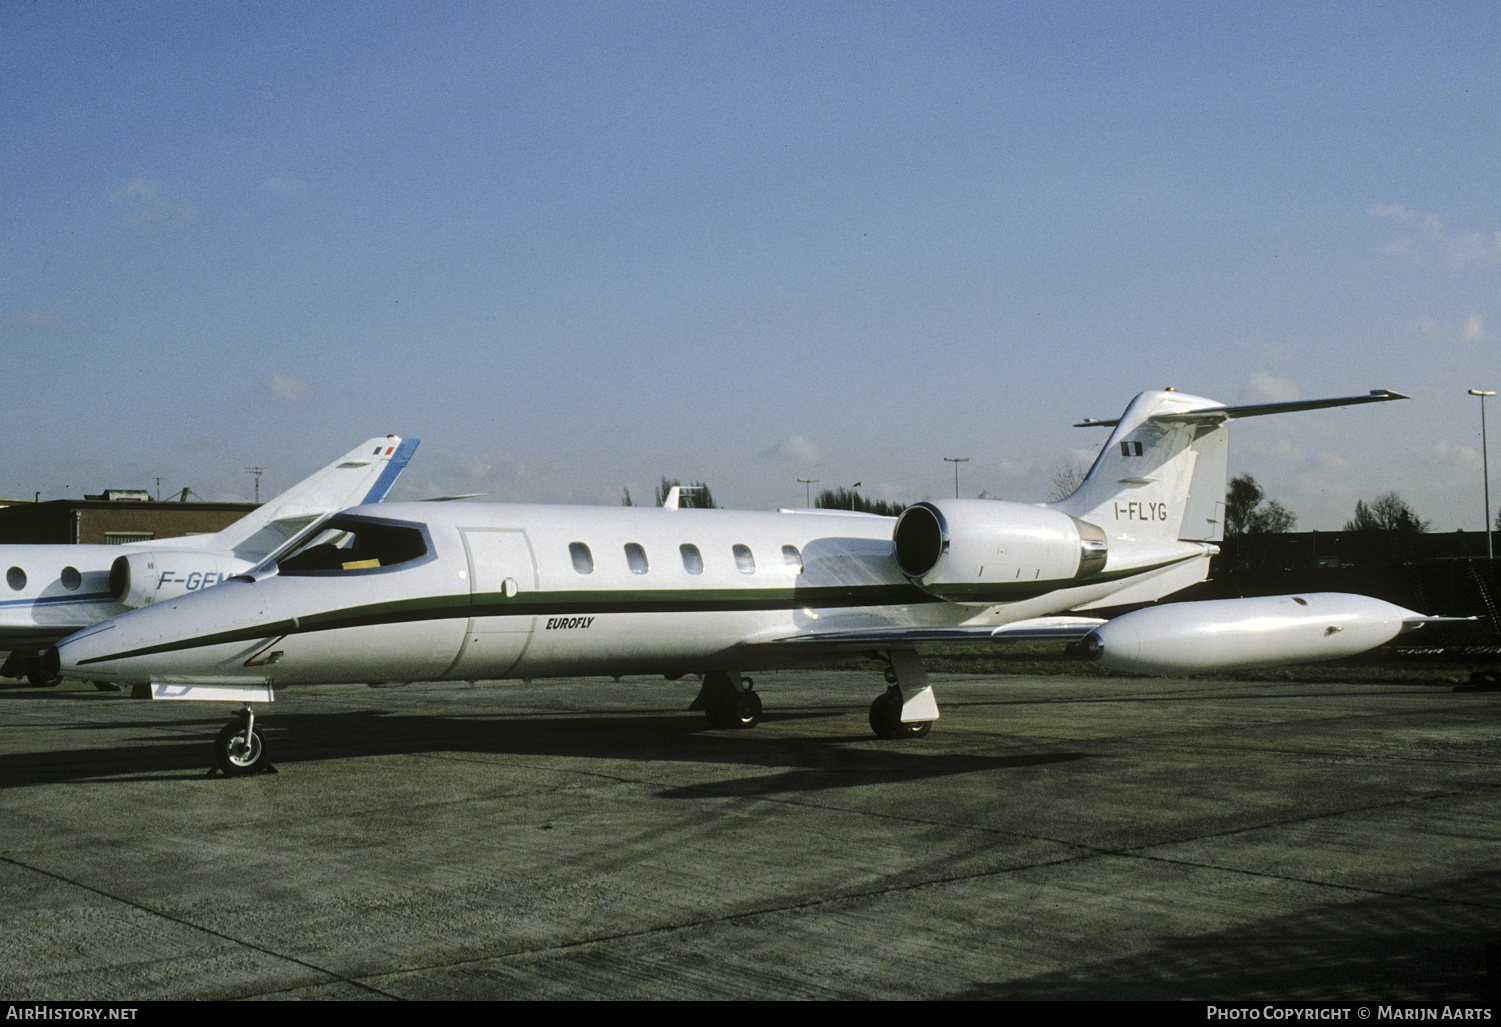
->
4 1 1499 531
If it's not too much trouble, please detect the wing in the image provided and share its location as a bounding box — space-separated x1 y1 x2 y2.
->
744 616 1106 655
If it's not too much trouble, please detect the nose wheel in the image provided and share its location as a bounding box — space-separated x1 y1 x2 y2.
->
214 707 274 776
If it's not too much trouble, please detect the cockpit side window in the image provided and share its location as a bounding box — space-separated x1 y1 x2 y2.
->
275 518 431 575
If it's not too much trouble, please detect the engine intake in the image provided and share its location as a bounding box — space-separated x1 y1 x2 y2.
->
893 499 1107 604
110 551 246 608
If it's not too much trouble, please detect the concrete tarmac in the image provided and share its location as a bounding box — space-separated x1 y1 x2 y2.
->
1 669 1497 1001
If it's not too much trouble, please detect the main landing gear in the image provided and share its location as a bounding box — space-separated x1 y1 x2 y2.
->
1 650 61 688
868 686 932 738
214 705 274 776
692 670 763 729
867 649 938 738
690 649 939 738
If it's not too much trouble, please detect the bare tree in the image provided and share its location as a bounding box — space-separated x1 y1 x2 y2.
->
1225 474 1297 537
1344 492 1428 533
814 488 904 517
655 477 717 509
1046 458 1089 502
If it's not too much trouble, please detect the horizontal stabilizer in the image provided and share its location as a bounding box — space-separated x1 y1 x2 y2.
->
1074 390 1407 428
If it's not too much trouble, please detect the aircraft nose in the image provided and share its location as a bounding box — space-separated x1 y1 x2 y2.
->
52 622 125 680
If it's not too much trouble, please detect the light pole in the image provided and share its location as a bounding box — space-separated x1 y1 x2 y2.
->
1470 389 1495 559
797 478 818 506
944 456 969 498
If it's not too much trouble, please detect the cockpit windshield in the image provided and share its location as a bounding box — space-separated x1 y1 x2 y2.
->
268 516 432 575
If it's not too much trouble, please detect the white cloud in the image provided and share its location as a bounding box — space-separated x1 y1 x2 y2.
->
261 174 308 200
1369 203 1501 267
109 177 196 226
268 375 309 401
1429 439 1483 472
1417 314 1491 345
761 434 820 464
1242 372 1300 403
4 307 91 336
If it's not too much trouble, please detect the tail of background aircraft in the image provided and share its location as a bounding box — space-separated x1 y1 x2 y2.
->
156 436 419 561
1050 389 1407 544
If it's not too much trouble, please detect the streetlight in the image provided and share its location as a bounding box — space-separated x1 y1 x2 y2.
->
944 456 969 499
797 478 818 506
1469 389 1495 559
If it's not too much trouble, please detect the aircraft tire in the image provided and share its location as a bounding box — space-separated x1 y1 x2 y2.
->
28 666 60 688
869 688 931 739
705 687 762 729
215 722 268 776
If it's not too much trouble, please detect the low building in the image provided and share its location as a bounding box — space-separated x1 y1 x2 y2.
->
0 498 258 545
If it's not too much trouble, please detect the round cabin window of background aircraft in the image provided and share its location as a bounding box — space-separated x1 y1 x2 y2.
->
6 567 25 591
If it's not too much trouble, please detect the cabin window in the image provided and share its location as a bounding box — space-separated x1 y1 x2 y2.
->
60 566 81 591
680 544 703 575
625 543 649 575
6 567 25 590
569 542 594 574
274 517 431 575
733 544 755 574
782 545 802 572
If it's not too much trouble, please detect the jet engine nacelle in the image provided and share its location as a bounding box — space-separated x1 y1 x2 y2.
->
893 499 1108 604
109 551 248 609
1078 593 1418 674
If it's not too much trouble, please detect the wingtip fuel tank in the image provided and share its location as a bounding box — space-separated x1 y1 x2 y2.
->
1078 593 1422 675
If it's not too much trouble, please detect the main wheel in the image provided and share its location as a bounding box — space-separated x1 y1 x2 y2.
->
869 688 931 739
705 686 762 729
27 665 60 688
215 721 268 776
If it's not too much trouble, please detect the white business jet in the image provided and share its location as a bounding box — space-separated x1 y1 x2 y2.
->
53 388 1437 776
2 436 417 685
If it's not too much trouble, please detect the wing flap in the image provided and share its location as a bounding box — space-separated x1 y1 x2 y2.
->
748 616 1106 652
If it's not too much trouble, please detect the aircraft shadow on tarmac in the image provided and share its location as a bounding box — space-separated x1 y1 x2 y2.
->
0 702 1089 792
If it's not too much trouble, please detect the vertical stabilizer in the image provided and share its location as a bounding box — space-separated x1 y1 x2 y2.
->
1051 390 1225 542
156 436 419 560
1051 388 1406 543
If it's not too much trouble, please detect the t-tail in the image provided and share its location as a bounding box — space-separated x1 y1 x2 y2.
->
1050 388 1407 544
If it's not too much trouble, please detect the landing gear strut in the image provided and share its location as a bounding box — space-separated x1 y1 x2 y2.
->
692 670 762 729
214 706 273 776
868 649 937 739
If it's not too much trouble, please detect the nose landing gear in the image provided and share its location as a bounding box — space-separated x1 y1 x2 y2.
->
213 706 274 776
